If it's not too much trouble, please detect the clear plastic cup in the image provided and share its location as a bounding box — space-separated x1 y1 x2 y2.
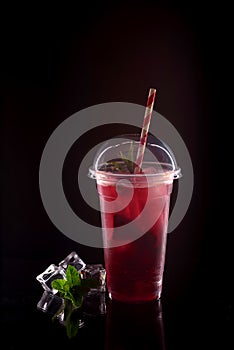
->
89 134 181 302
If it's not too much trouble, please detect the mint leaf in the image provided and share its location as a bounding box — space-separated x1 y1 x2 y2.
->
119 141 136 173
71 293 83 308
49 264 102 339
51 265 98 309
51 279 68 293
66 265 81 287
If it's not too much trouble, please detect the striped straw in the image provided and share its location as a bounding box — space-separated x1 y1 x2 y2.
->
134 88 156 173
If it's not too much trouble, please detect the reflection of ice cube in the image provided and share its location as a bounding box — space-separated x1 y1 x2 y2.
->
83 289 107 316
57 312 85 330
36 264 66 293
80 264 106 292
37 290 64 315
59 251 86 272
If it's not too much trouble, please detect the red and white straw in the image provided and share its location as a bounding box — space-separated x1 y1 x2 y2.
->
134 88 156 173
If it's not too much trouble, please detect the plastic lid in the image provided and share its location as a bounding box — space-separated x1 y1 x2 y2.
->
88 134 182 181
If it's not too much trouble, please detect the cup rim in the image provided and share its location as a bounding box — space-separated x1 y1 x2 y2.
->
88 161 182 181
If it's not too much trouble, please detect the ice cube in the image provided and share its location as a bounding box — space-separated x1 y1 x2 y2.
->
59 251 86 272
37 290 64 315
82 289 107 316
80 264 106 292
36 263 66 293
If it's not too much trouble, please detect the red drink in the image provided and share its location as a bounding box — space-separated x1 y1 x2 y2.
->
96 167 173 303
89 134 181 303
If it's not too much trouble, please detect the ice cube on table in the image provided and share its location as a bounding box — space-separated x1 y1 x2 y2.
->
36 263 66 293
37 290 64 315
80 264 106 292
83 289 107 316
59 251 86 272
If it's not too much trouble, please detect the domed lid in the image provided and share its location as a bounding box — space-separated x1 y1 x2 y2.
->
89 133 181 181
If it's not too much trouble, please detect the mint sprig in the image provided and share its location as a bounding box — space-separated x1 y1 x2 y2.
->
105 141 136 174
51 265 98 308
119 140 135 173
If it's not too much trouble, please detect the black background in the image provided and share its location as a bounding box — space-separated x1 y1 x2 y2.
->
1 2 232 349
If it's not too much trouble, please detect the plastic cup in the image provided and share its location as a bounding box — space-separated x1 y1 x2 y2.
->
89 134 181 303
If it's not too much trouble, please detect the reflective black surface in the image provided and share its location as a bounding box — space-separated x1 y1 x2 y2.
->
1 257 233 350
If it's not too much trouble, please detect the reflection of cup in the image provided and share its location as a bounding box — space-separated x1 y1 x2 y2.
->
105 299 166 350
89 135 181 303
